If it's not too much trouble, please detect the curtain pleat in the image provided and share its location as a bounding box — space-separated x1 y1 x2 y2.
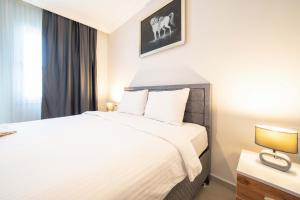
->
42 10 97 119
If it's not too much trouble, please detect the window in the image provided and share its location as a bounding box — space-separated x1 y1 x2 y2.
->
0 0 42 123
23 25 42 102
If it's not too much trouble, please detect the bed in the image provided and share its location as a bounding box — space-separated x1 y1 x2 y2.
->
0 84 211 200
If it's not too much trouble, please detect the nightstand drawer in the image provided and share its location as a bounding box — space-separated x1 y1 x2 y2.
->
237 174 300 200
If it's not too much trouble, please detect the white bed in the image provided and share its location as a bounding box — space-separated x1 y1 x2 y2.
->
0 111 207 200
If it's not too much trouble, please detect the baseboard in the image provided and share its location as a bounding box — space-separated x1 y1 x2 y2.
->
210 173 236 192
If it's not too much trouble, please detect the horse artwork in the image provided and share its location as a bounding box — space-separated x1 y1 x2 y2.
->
150 12 175 41
140 0 185 57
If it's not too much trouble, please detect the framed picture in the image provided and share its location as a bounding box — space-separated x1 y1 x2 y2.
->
140 0 185 57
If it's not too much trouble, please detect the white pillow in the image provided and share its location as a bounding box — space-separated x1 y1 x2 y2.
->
144 88 190 126
117 90 148 115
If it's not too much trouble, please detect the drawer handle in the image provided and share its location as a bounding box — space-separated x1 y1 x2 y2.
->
264 197 275 200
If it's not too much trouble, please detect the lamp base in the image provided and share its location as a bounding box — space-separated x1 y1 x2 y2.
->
259 149 291 172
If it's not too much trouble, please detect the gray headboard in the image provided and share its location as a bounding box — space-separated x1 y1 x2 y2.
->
125 84 211 149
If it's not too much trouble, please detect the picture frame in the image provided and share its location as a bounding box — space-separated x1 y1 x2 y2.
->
140 0 186 57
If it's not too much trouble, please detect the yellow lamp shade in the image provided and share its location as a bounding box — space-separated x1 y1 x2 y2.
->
255 125 298 154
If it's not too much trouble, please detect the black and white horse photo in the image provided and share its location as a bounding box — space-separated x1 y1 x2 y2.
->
140 0 184 57
150 12 175 42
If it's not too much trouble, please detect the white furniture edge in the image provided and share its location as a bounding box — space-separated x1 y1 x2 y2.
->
237 150 300 198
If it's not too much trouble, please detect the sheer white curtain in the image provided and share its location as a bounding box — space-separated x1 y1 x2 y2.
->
0 0 42 123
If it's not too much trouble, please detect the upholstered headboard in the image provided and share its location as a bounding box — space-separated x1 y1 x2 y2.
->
125 84 211 148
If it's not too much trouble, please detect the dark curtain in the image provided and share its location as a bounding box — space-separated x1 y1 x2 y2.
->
42 10 97 119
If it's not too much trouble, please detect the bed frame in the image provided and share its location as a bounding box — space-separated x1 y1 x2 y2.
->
125 83 211 200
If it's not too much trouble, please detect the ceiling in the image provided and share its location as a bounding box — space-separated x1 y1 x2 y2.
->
23 0 152 33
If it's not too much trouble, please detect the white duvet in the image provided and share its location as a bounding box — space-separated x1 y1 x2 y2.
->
0 112 202 200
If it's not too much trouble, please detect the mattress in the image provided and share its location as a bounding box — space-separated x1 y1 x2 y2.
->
0 111 203 200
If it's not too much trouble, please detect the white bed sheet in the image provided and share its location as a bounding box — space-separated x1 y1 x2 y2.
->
0 111 204 200
182 123 208 156
105 112 208 156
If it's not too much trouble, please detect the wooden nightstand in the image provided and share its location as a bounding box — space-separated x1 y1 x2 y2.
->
236 150 300 200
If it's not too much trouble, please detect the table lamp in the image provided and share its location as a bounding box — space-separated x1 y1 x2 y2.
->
106 102 115 112
255 125 298 172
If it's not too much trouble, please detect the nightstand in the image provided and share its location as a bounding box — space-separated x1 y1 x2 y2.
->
236 150 300 200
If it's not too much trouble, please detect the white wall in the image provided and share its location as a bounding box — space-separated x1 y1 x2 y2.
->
107 0 300 184
97 31 109 111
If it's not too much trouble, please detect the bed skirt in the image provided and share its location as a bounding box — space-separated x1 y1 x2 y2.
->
165 149 211 200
